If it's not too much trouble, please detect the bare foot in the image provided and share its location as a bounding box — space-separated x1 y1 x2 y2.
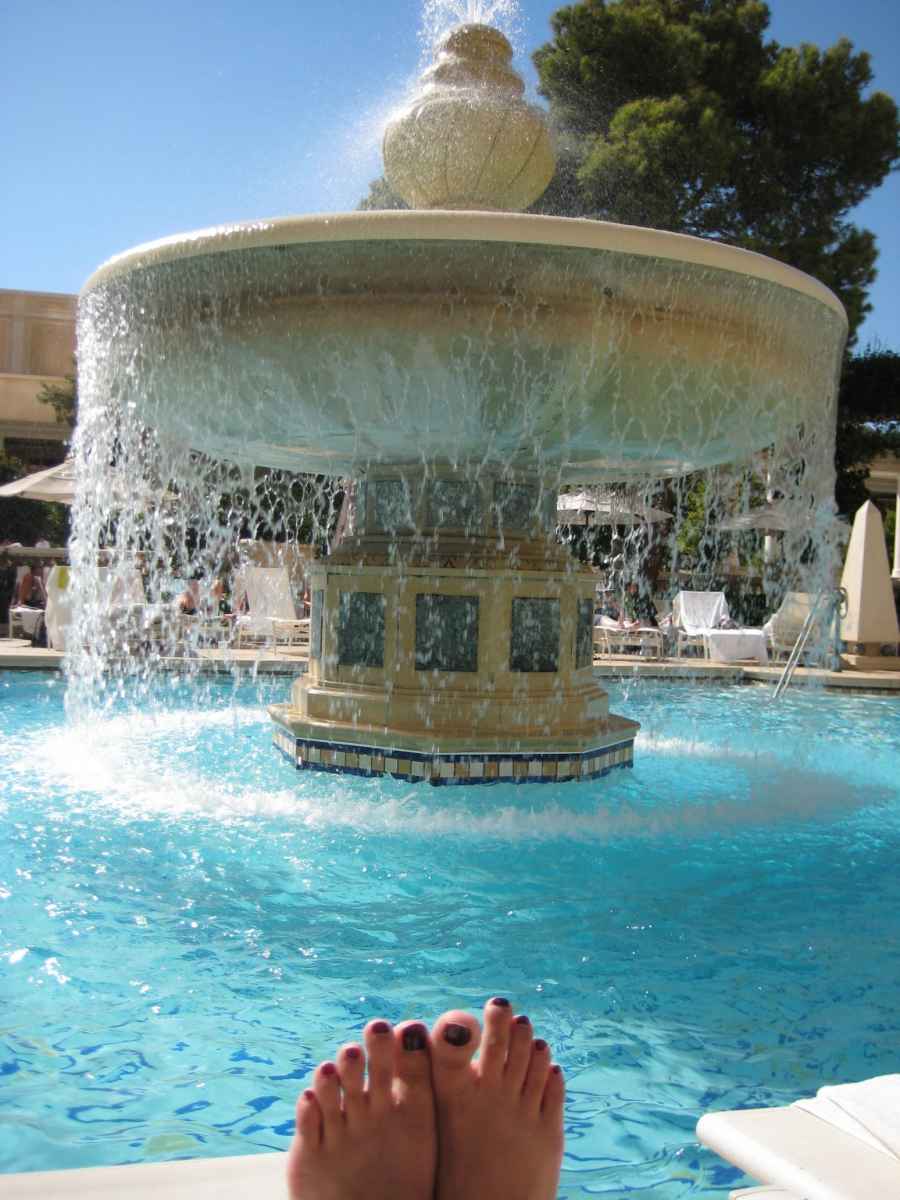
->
430 998 565 1200
286 1018 436 1200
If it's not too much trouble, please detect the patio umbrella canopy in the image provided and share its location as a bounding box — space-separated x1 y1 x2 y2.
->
718 500 810 533
557 489 672 526
0 459 75 505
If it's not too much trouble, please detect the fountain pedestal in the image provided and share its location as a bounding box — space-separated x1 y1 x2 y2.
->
270 470 638 784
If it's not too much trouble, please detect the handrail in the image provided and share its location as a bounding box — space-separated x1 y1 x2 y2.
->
772 588 846 700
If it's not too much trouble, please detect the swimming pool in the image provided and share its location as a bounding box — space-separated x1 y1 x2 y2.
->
2 671 899 1196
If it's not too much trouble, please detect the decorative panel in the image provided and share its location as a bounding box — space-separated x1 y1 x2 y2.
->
427 479 479 529
415 593 479 672
576 597 594 669
494 482 538 531
372 479 413 532
337 591 385 667
510 597 559 672
310 589 324 659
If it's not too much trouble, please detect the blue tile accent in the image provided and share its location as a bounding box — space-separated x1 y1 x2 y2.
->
272 722 634 787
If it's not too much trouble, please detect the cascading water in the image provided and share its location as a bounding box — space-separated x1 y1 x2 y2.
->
68 12 846 776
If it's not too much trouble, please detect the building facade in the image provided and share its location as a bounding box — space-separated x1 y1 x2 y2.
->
0 288 76 467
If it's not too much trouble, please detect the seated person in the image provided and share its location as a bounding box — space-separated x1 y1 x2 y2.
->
17 563 46 609
622 580 657 627
177 578 201 615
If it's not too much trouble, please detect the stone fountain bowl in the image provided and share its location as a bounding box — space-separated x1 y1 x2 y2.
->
80 210 846 482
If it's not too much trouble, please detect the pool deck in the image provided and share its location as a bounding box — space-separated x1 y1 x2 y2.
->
2 638 900 690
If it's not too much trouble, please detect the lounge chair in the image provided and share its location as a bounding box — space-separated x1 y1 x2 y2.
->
234 566 309 652
593 615 663 659
697 1074 900 1200
672 590 729 657
762 591 818 661
672 590 768 664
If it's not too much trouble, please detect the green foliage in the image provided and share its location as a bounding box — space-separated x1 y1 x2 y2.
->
0 452 70 546
534 0 899 343
36 369 77 430
358 177 408 211
835 346 900 516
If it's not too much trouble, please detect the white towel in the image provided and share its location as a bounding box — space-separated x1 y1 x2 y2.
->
793 1074 900 1159
674 591 729 634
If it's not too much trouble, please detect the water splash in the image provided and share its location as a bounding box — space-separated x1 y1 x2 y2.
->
419 0 524 57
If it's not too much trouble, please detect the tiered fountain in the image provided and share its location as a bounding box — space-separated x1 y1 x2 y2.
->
77 21 846 783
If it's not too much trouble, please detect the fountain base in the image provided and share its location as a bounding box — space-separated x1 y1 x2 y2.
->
270 709 636 785
266 475 639 783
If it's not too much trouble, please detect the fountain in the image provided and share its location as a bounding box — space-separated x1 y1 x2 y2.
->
75 20 846 783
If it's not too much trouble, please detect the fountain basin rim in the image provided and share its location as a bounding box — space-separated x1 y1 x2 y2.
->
80 209 846 322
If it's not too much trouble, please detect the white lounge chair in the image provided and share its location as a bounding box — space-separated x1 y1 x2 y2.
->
672 590 729 657
697 1074 900 1200
762 591 818 661
234 566 309 652
593 615 663 659
672 590 768 664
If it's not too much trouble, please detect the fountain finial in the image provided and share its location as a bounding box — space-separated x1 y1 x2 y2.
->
383 23 555 212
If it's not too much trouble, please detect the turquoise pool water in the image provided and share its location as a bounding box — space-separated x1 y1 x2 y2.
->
2 671 899 1196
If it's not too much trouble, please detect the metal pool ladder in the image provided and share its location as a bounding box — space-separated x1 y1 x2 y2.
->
772 588 847 700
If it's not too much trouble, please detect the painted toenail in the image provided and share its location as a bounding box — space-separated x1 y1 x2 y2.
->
534 1038 547 1051
371 1021 391 1034
490 996 510 1007
345 1046 361 1060
321 1061 337 1076
402 1023 428 1051
551 1064 562 1075
515 1014 530 1025
303 1088 315 1100
443 1023 472 1046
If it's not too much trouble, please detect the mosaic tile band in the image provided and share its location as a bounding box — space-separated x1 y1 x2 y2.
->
272 723 635 785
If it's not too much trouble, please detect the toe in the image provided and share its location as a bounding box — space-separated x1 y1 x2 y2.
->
542 1063 566 1124
478 996 513 1081
430 1009 480 1096
522 1037 552 1111
505 1013 533 1091
393 1021 433 1099
313 1061 344 1142
337 1043 366 1120
294 1087 322 1149
363 1019 395 1108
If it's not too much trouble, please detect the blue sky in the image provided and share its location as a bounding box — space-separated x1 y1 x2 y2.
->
3 0 897 349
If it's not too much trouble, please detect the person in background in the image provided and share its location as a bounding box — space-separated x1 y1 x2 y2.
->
17 563 46 609
622 580 657 628
177 577 201 615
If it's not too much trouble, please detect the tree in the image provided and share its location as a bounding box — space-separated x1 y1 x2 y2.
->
834 345 900 516
36 368 77 432
533 0 899 344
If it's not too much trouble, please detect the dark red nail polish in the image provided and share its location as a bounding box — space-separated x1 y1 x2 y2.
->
551 1064 562 1075
321 1061 337 1076
303 1088 315 1100
345 1046 361 1060
490 996 510 1007
534 1038 548 1051
515 1014 530 1025
443 1022 472 1046
402 1023 428 1051
371 1020 391 1034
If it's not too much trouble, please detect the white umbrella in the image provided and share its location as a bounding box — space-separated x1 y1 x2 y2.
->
0 458 76 504
719 501 812 533
557 490 672 526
